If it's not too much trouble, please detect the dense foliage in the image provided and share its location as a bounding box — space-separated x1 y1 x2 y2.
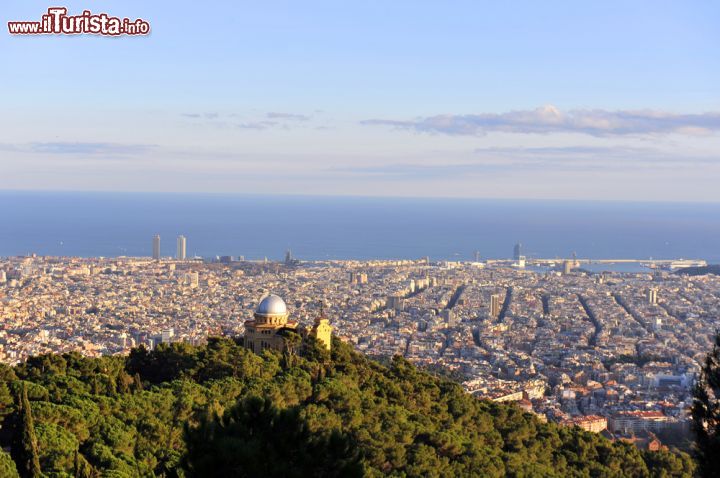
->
692 331 720 478
0 337 696 477
676 265 720 277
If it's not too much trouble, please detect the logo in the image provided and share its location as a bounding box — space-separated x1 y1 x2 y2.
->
8 7 150 36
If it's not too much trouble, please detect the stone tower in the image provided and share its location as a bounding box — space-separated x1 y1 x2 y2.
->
311 301 333 352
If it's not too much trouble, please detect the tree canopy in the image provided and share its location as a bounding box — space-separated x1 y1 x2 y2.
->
0 336 696 477
692 331 720 478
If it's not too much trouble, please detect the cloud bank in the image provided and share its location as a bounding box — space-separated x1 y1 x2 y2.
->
331 144 719 180
181 112 310 130
362 105 720 136
0 142 155 157
266 112 309 121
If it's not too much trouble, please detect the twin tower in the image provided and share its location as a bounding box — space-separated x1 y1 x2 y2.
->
243 294 332 355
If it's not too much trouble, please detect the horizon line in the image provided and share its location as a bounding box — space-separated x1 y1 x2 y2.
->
1 188 719 206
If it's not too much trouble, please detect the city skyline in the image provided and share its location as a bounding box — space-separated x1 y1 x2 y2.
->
2 1 719 201
1 252 715 454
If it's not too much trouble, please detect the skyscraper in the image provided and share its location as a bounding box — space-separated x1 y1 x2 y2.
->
152 235 161 260
177 235 187 260
513 242 522 261
647 288 658 305
490 294 501 318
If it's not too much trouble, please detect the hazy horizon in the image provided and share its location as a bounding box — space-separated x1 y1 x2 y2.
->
3 188 720 205
2 190 718 262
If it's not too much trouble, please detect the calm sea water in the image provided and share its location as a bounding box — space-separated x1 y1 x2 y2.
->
1 191 719 263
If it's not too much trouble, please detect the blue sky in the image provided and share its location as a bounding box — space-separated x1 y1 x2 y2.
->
2 0 719 200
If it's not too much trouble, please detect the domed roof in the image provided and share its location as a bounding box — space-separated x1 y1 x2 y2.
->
255 294 287 317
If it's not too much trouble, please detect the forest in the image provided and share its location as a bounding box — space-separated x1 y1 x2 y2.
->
0 336 697 477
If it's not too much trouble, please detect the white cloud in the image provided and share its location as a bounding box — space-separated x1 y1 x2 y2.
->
362 105 720 137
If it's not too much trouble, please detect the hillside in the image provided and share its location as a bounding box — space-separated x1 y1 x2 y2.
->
0 337 695 477
676 265 720 277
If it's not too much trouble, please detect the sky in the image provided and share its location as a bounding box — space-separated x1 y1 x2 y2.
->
1 0 719 201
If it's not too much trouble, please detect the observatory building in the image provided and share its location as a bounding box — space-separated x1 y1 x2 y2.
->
243 294 332 354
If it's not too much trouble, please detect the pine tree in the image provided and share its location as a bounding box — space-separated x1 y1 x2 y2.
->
281 331 302 368
73 449 81 478
133 372 144 392
692 331 720 478
19 383 42 478
73 449 94 478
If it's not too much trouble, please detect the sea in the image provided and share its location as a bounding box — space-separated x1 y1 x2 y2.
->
1 191 719 268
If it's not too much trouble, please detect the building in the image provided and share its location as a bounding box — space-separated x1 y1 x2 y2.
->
441 309 456 324
387 295 405 311
152 234 161 260
311 304 333 351
161 328 175 343
644 372 693 390
181 272 199 288
350 272 368 285
647 288 658 305
490 294 501 318
244 294 333 355
513 242 522 261
608 411 670 434
563 260 574 275
562 415 608 433
491 390 524 402
177 235 187 260
244 294 298 354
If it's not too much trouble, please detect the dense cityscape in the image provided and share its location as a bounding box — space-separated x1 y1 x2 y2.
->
2 238 717 453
